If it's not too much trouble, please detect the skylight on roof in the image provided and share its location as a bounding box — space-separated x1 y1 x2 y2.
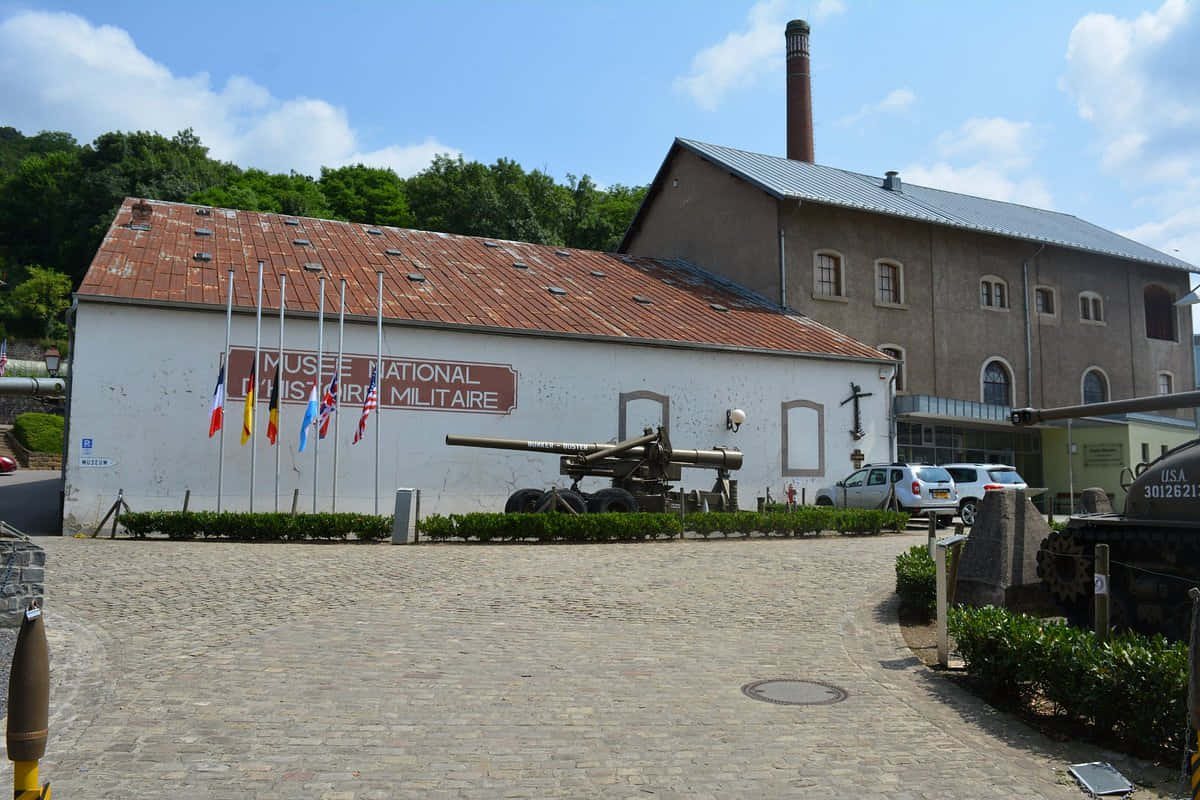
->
407 273 426 282
633 295 653 305
127 223 151 232
293 239 311 246
709 303 730 312
195 208 211 216
303 262 323 272
284 219 299 226
547 286 567 296
194 252 212 262
554 249 570 257
367 228 382 236
590 270 606 278
194 228 213 236
385 249 403 256
483 241 499 248
512 261 529 269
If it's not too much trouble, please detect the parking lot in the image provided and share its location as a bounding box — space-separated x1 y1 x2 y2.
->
25 532 1139 798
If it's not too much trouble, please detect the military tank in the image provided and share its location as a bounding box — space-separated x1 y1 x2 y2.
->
1011 389 1200 639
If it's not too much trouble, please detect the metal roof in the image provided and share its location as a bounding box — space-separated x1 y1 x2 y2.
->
77 198 893 363
653 138 1193 272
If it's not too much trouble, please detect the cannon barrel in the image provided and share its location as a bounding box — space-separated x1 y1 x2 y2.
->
445 434 742 470
1011 389 1200 426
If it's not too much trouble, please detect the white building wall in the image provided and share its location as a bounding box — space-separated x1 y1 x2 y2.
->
63 302 893 529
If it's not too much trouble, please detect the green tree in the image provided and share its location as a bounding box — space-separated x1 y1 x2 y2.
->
7 266 72 337
318 164 411 227
189 169 331 218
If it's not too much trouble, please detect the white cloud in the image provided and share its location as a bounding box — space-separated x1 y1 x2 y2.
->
1060 0 1200 269
674 0 846 111
901 116 1052 207
835 87 915 127
0 11 459 177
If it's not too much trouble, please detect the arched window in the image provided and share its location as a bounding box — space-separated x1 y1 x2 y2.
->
1144 285 1176 341
981 359 1012 406
813 250 845 298
1034 286 1056 316
1158 371 1174 395
1082 368 1109 404
1079 291 1104 323
980 275 1008 309
879 344 905 392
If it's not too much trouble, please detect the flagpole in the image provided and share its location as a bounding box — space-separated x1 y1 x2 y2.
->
218 268 234 513
250 260 264 512
375 270 383 515
332 279 346 513
275 273 287 513
314 275 326 514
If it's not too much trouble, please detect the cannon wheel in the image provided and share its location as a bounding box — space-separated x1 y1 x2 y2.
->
504 488 544 514
536 489 587 514
587 488 640 513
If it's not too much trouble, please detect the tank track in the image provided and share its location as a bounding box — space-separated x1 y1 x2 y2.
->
1036 517 1200 639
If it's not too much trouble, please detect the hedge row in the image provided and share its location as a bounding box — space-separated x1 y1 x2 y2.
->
948 605 1188 759
13 412 63 453
895 544 936 619
419 512 682 542
418 508 908 542
119 511 391 541
686 508 908 538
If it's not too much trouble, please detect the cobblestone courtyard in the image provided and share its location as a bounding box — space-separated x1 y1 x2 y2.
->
15 533 1156 798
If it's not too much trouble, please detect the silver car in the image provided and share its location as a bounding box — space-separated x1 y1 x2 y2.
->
815 464 959 519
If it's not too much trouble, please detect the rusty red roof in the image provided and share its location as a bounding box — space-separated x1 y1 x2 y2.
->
78 198 889 361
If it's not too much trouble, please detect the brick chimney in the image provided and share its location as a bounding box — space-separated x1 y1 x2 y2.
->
785 19 814 162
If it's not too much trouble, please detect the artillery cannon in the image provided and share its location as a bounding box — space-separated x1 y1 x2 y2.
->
1012 389 1200 638
445 426 742 513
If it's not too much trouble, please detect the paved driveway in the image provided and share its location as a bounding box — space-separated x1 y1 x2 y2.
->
21 534 1156 798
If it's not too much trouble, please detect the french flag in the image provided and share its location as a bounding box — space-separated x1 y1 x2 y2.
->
207 362 225 438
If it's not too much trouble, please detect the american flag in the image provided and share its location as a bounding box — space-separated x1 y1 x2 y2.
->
317 372 339 439
353 365 378 444
0 339 7 377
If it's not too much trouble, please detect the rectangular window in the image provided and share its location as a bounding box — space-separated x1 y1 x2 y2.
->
1035 288 1054 314
1162 444 1169 457
1092 297 1103 321
816 254 840 297
1158 374 1173 394
1080 295 1091 320
1141 443 1150 462
878 263 899 304
995 283 1006 308
981 282 992 307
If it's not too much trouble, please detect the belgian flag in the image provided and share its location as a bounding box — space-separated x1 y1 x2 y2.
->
266 368 280 445
240 362 255 445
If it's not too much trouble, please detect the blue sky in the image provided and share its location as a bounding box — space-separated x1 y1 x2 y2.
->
1 0 1197 280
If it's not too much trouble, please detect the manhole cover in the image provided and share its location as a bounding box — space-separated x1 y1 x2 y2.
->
741 679 848 706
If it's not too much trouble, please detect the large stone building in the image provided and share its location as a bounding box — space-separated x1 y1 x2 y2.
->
620 19 1197 505
62 198 896 529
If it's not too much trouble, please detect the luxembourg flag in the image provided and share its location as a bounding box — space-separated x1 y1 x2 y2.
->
298 380 319 452
207 361 225 438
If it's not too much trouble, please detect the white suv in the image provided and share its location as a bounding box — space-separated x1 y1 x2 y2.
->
942 464 1028 526
815 463 958 520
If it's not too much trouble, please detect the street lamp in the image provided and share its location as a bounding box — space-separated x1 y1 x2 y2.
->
43 346 60 377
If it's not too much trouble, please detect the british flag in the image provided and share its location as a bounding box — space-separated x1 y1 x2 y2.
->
353 365 378 444
317 372 339 439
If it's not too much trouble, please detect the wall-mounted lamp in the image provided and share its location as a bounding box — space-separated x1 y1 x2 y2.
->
43 346 61 378
726 408 746 432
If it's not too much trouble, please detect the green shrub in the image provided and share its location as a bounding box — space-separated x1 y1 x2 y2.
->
118 511 392 542
416 512 683 543
683 507 906 538
895 544 936 618
948 605 1188 758
13 412 63 453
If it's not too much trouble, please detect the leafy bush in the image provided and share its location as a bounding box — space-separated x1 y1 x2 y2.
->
684 507 906 538
895 544 936 619
13 412 63 453
948 605 1188 759
119 511 391 542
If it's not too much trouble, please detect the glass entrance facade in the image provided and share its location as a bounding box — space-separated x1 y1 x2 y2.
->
896 421 1043 488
